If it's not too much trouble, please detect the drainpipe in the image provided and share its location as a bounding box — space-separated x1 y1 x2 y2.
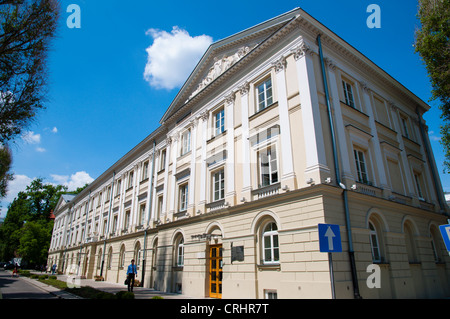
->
100 171 116 277
141 140 157 287
416 108 447 215
317 34 361 299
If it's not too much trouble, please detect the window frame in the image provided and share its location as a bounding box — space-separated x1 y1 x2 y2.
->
178 183 189 212
213 107 225 137
262 222 280 265
258 144 279 188
256 76 273 112
369 221 381 263
342 79 355 108
353 149 369 184
212 168 225 202
180 128 191 156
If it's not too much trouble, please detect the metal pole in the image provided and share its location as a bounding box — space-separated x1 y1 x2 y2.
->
328 252 336 299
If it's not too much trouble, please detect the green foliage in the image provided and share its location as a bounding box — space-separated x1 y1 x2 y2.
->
116 291 135 299
0 0 60 143
415 0 450 171
0 178 67 264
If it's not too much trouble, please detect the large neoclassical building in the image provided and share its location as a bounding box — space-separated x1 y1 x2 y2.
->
48 8 450 299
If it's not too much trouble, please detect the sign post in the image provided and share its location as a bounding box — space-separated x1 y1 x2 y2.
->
318 224 342 299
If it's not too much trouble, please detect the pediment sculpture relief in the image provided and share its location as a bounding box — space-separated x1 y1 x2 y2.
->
189 45 255 99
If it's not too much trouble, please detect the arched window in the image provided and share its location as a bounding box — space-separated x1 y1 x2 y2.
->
404 221 418 263
119 245 126 268
430 225 443 263
175 236 184 267
369 221 381 262
262 222 279 264
107 247 113 269
134 242 141 269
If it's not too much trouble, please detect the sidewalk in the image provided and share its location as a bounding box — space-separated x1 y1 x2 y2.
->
24 271 196 299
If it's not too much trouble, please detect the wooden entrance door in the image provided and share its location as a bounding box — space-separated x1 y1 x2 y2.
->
209 244 223 298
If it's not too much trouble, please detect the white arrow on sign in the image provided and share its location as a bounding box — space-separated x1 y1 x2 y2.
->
325 226 336 250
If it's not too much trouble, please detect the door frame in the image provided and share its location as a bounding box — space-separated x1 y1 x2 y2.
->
209 244 223 298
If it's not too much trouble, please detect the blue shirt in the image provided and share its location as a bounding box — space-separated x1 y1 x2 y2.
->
127 264 137 275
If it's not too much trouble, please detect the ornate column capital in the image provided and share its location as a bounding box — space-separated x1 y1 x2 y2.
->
199 110 209 122
238 81 250 96
272 56 287 73
323 57 336 71
224 91 235 105
291 41 312 60
359 81 371 93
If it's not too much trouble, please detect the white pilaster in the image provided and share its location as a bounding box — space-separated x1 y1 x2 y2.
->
273 56 296 187
240 82 252 194
225 92 236 201
188 119 198 211
199 111 208 207
162 137 172 217
325 58 353 183
292 42 329 184
359 82 389 192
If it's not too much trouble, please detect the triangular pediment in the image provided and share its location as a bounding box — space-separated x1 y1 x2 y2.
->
54 194 76 213
160 8 302 124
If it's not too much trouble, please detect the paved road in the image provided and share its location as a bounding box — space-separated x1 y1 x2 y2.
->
0 270 57 299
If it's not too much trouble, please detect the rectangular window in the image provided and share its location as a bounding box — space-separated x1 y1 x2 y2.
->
401 117 410 139
142 161 149 181
179 183 189 212
257 77 273 112
353 149 368 184
128 171 134 189
160 149 166 171
214 108 225 136
157 195 163 220
124 210 130 229
212 169 225 201
116 179 121 196
342 80 355 108
414 173 424 200
139 203 146 226
259 145 278 187
181 129 191 156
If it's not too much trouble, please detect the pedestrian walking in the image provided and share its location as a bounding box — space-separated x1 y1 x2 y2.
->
51 263 57 275
126 259 137 292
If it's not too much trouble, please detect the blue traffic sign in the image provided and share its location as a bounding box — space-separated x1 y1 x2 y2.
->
439 224 450 252
318 224 342 253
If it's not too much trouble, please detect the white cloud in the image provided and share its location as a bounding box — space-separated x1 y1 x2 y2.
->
51 171 94 191
52 127 58 133
144 26 212 90
428 131 441 142
22 131 41 144
36 147 46 153
3 174 33 206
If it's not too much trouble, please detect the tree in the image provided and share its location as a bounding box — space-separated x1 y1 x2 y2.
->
415 0 450 171
0 144 12 198
0 0 60 143
0 178 67 265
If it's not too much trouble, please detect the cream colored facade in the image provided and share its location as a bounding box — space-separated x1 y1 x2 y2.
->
48 8 450 299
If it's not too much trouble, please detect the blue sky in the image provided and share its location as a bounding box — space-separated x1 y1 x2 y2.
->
2 0 448 217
